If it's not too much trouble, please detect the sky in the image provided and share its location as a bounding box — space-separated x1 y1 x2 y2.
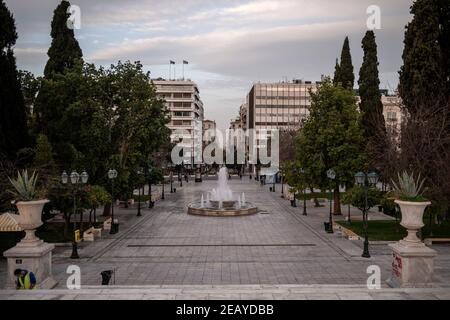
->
6 0 413 131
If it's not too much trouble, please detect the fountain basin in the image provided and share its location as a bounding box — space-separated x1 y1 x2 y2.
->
188 202 258 217
209 200 236 209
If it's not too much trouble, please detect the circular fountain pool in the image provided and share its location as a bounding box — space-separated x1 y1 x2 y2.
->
187 167 258 217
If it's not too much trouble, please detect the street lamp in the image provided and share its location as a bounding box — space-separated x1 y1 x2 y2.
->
62 170 88 259
161 165 166 200
355 171 379 258
300 168 307 216
108 169 118 234
291 168 297 207
281 171 285 198
148 166 154 208
326 169 336 233
136 168 143 217
168 163 174 193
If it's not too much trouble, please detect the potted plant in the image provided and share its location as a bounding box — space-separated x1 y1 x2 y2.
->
392 171 430 246
8 170 49 244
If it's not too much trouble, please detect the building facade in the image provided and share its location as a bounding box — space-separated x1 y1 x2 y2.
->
245 80 320 131
153 79 204 164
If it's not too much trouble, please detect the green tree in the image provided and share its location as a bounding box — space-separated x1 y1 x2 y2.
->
358 31 387 171
295 79 366 214
336 37 355 90
0 0 29 159
43 0 83 78
34 0 83 151
333 58 341 86
33 134 55 170
399 0 447 114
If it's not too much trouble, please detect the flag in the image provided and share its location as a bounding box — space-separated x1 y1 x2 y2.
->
183 60 189 65
170 60 175 64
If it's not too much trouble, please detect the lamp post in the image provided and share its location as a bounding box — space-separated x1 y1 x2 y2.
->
326 169 336 233
272 172 276 192
108 169 118 234
355 171 379 258
137 168 143 217
161 165 165 200
300 168 307 216
62 170 88 259
291 168 297 207
148 166 153 208
168 163 174 193
281 172 285 198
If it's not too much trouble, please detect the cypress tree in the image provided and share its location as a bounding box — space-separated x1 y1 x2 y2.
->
437 0 450 95
0 0 29 158
338 37 355 90
358 31 386 166
333 58 341 85
35 0 83 148
43 0 83 78
399 0 446 114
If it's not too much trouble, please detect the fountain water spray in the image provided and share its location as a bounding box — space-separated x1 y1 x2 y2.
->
200 194 205 208
242 193 246 206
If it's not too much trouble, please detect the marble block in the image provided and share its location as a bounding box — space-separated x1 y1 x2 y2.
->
387 242 437 288
4 240 58 289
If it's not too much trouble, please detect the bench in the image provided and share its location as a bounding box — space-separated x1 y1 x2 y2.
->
83 227 95 242
424 238 450 246
335 223 360 240
103 218 112 230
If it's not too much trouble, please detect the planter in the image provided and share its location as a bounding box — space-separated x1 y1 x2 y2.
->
15 199 49 244
395 199 431 246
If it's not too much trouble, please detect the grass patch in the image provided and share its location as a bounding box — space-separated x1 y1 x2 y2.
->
295 191 347 201
36 222 97 243
337 220 407 241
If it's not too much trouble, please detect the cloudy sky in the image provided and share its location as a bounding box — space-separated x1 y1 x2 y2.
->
6 0 412 130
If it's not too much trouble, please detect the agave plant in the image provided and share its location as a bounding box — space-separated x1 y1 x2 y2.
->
391 171 426 201
8 170 39 201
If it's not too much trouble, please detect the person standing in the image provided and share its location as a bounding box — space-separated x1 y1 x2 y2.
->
14 269 36 290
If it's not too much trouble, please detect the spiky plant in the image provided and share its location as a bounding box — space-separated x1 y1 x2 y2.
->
391 171 427 201
8 170 39 201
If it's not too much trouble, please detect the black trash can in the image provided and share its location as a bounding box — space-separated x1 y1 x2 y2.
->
324 222 330 232
101 270 113 285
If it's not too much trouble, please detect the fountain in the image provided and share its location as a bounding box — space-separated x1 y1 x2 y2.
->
188 167 258 217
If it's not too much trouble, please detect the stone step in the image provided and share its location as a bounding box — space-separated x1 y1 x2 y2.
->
1 285 449 300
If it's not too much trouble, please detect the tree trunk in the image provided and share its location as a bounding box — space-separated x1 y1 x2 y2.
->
103 203 111 216
333 188 342 215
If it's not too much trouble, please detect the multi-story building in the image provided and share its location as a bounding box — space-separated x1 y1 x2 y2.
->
245 80 320 131
202 119 217 149
153 78 204 164
382 94 403 136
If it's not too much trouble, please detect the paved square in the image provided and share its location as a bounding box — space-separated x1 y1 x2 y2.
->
1 177 450 290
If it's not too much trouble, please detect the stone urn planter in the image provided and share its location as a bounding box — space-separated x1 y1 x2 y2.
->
15 199 49 246
395 199 431 246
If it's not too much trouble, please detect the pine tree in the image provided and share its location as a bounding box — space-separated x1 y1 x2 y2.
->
399 0 446 114
43 0 83 78
338 37 355 90
358 31 386 140
0 0 29 158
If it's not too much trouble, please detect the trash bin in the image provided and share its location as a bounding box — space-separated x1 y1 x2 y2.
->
324 222 330 232
101 270 113 285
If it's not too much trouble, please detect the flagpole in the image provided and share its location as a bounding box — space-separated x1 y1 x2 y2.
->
183 62 185 80
169 62 171 80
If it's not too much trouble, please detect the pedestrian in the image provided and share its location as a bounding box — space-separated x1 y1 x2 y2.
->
14 269 36 290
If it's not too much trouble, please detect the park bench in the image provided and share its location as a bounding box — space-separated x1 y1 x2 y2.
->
424 238 450 246
83 227 95 241
103 218 112 230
